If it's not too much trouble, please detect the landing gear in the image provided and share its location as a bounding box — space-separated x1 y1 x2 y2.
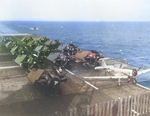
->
127 69 138 84
127 76 137 84
132 77 137 84
118 78 121 86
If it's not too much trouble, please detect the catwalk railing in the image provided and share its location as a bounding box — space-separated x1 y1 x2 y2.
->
56 93 150 116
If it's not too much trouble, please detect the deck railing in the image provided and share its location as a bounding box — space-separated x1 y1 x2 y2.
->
56 93 150 116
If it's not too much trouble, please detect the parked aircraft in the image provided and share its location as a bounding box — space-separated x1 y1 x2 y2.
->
90 59 150 85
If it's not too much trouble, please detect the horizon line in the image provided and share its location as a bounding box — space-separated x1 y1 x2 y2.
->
0 20 150 22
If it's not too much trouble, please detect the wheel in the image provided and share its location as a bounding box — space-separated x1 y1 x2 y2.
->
132 78 137 84
118 82 121 86
118 78 121 86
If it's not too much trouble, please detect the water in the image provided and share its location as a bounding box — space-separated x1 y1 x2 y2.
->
0 21 150 88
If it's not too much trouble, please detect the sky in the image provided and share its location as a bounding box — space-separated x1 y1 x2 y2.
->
0 0 150 21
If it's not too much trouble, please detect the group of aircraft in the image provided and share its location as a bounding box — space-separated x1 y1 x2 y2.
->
1 34 150 95
53 44 150 86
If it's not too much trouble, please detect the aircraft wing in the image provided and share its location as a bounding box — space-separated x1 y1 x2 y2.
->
95 65 114 70
138 68 150 75
95 67 108 69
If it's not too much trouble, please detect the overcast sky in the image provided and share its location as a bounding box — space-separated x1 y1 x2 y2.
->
0 0 150 21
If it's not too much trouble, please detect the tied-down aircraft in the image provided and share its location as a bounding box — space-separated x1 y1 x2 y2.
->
82 58 150 86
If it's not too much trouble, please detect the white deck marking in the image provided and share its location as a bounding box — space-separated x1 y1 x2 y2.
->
136 83 150 91
65 69 75 75
65 69 99 90
0 66 20 69
84 81 99 90
83 76 128 79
